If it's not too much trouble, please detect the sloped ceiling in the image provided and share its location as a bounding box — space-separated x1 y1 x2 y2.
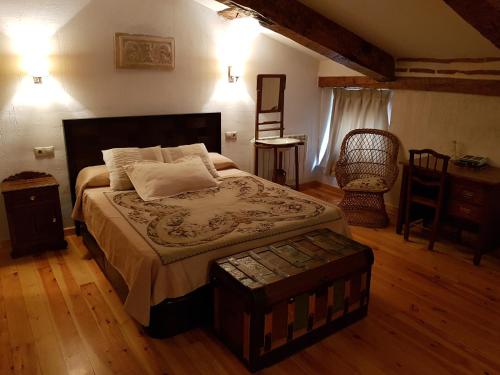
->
297 0 500 58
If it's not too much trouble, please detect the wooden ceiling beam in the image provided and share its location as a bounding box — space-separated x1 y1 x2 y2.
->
443 0 500 49
215 0 395 81
318 76 500 97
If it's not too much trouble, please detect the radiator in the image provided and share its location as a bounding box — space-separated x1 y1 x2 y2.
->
255 134 307 186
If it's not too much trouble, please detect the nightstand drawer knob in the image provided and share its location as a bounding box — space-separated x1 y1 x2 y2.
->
30 195 36 201
52 217 57 223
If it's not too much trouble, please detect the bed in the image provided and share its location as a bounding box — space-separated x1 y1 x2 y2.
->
63 113 350 338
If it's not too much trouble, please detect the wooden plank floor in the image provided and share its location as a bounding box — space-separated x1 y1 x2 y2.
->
0 185 499 374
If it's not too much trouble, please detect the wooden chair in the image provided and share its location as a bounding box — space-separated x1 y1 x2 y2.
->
404 149 450 250
335 129 399 228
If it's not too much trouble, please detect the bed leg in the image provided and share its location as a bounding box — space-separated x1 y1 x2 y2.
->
75 221 82 236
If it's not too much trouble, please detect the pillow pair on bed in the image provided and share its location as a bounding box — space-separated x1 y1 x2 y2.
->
99 144 238 200
102 144 218 190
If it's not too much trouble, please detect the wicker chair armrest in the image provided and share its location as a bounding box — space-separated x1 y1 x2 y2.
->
384 164 399 189
334 160 352 188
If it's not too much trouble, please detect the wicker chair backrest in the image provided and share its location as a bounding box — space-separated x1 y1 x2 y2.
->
336 129 399 188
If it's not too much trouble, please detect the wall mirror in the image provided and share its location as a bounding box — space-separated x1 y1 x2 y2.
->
260 77 282 112
257 74 286 113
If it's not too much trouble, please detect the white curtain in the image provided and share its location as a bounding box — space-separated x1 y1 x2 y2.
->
318 88 392 176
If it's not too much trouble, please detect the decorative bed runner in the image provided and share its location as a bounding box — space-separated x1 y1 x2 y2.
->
104 176 341 264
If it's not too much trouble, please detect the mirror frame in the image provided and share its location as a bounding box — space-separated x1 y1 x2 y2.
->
255 74 286 140
256 74 286 113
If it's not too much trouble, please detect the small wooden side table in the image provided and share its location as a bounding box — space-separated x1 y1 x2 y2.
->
1 171 67 258
254 137 304 190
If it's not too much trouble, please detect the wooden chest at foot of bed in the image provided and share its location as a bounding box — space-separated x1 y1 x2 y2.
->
211 228 374 372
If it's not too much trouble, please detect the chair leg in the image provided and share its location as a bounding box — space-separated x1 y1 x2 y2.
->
403 201 411 242
473 237 486 266
428 208 442 251
473 251 482 266
428 236 436 251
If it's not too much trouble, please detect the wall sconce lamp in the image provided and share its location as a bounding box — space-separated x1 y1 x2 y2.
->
25 57 49 84
228 65 240 83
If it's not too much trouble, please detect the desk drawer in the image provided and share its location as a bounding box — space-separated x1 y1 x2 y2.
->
447 201 483 223
450 182 485 206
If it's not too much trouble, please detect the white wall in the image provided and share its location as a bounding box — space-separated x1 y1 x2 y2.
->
390 91 500 166
386 90 500 205
0 0 320 241
318 60 362 77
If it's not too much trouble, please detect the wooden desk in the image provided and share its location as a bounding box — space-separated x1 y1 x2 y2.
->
396 162 500 265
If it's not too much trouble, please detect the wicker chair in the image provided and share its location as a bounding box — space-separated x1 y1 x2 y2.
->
335 129 399 227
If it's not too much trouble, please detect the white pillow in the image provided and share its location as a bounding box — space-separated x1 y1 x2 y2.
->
124 157 219 201
138 146 164 162
162 143 219 178
102 146 163 190
208 152 239 171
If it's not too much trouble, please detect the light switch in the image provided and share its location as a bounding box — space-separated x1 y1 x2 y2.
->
33 146 55 159
225 131 237 141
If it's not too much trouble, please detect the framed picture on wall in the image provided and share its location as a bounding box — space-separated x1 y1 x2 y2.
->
115 33 175 70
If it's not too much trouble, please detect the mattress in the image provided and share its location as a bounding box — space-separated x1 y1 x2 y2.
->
81 168 350 325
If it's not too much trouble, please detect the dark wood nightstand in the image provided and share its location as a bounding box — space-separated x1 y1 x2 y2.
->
1 171 67 258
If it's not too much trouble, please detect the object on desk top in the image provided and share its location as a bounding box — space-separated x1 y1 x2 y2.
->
453 155 488 169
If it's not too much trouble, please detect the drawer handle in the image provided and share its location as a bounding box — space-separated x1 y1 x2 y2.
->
30 195 36 201
461 190 474 199
52 217 57 223
459 206 472 215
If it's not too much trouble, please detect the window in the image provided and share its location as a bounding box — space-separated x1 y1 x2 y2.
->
317 88 393 176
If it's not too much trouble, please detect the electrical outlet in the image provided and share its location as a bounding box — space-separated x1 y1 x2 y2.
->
225 131 238 141
33 146 55 159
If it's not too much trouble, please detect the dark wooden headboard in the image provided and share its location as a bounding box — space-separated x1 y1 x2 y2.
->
63 112 221 205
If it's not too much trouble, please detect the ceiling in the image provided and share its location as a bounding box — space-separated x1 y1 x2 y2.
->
196 0 499 59
297 0 500 58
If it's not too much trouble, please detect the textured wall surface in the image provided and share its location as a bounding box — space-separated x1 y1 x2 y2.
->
0 0 321 240
386 90 500 205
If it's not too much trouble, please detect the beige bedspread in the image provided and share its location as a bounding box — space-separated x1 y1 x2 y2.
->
81 169 350 325
104 174 340 265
